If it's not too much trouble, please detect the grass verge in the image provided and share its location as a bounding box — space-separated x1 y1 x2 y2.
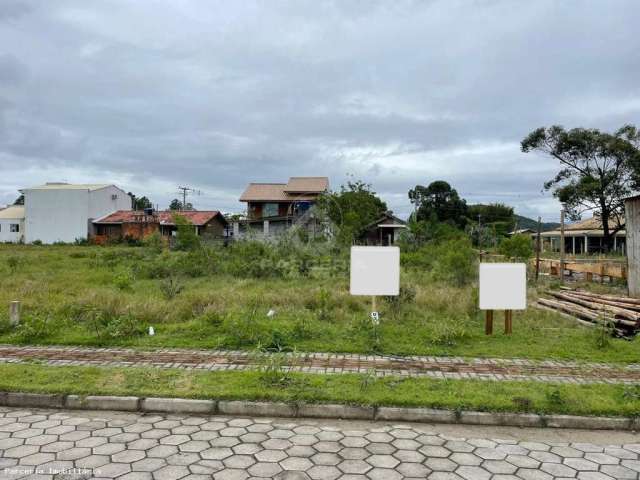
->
2 363 640 418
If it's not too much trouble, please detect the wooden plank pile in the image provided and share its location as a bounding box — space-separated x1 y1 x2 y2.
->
538 289 640 337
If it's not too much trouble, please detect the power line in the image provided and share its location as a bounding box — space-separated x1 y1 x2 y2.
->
176 186 202 211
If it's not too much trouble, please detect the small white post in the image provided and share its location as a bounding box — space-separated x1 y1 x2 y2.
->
9 301 20 326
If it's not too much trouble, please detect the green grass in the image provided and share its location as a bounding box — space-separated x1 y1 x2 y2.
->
0 244 638 363
2 363 640 417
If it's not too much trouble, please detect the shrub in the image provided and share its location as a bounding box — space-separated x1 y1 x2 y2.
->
113 270 134 291
159 276 184 300
143 231 164 253
384 285 417 313
173 214 201 251
429 318 471 346
498 234 534 261
13 312 53 342
432 238 476 286
6 256 20 273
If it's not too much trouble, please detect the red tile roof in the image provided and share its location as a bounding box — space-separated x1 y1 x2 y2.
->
94 210 227 226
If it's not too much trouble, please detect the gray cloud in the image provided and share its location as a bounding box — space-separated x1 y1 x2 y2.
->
1 0 639 220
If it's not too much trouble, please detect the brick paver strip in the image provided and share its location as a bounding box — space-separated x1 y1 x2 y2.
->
0 344 638 384
0 406 639 479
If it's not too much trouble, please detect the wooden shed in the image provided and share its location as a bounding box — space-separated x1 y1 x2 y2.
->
625 195 640 297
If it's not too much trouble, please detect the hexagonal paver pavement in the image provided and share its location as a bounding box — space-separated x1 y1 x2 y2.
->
0 406 638 479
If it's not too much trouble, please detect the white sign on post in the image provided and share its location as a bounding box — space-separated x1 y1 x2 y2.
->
479 263 527 310
350 246 400 296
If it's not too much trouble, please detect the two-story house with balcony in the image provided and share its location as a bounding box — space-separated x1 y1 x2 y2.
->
234 177 329 239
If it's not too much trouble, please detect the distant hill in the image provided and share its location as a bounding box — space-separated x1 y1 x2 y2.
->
514 214 559 232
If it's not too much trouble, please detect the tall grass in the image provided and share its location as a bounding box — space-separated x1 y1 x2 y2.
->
0 241 637 362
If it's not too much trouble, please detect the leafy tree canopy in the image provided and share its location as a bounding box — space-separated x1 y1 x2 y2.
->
522 124 640 250
467 203 514 225
317 179 388 245
409 180 467 228
169 199 194 211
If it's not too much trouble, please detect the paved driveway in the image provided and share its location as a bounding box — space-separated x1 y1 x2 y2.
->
0 407 639 479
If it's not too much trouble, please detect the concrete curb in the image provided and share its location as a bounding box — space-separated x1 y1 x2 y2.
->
0 392 636 431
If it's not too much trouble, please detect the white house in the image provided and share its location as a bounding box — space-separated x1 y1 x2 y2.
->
0 205 25 243
21 183 131 244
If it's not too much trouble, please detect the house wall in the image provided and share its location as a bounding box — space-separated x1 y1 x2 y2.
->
247 202 294 219
88 186 131 220
0 218 24 243
24 189 89 244
24 186 131 244
200 217 226 240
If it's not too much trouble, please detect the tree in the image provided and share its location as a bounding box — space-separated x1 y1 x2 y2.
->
408 181 467 228
498 234 533 261
13 194 24 205
133 196 152 210
522 125 640 251
467 203 514 225
169 199 194 211
172 214 200 251
317 180 388 244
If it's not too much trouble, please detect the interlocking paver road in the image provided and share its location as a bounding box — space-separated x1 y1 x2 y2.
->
0 407 639 479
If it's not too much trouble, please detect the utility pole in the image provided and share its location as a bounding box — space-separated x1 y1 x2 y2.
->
177 186 200 211
535 216 542 282
560 208 566 284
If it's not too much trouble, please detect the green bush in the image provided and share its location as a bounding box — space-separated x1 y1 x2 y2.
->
432 238 476 286
173 214 201 251
113 270 134 291
143 231 164 253
498 234 534 261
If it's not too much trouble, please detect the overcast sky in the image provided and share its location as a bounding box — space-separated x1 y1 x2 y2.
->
1 0 639 221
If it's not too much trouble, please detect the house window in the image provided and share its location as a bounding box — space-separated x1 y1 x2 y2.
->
263 203 279 218
10 224 19 233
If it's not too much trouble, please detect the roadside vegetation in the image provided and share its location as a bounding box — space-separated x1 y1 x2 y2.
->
1 363 639 418
0 233 637 362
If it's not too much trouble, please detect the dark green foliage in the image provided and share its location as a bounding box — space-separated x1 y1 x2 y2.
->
498 234 534 261
521 124 640 250
173 214 201 251
514 215 559 231
159 276 184 299
409 181 468 228
468 203 514 224
317 180 388 245
131 195 152 210
169 199 193 211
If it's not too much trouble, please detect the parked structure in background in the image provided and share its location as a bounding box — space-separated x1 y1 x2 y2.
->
0 205 25 243
539 215 626 255
92 210 228 244
234 177 329 239
20 183 131 244
625 195 640 297
358 212 406 245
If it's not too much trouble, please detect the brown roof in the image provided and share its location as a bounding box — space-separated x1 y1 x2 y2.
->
283 177 329 193
240 177 328 202
541 215 624 236
94 210 227 226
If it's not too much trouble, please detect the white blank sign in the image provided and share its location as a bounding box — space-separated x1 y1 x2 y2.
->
479 263 527 310
350 246 400 296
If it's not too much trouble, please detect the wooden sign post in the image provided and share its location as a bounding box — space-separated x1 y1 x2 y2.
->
485 310 493 335
479 263 527 335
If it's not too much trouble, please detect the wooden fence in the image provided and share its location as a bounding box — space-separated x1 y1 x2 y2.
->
537 258 627 281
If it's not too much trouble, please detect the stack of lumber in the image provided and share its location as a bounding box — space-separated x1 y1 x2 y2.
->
538 289 640 337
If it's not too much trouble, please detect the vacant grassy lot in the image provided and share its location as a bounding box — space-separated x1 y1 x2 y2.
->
0 243 638 362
